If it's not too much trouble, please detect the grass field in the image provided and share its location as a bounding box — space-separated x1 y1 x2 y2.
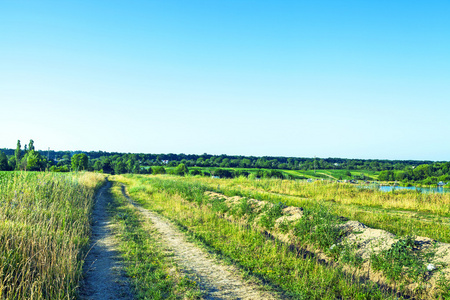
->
1 171 448 299
117 174 450 299
0 171 104 299
167 166 378 181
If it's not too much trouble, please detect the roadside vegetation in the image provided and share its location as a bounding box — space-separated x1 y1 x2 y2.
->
117 174 450 299
0 171 104 299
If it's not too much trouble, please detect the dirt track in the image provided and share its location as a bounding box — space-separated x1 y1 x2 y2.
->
121 185 280 300
79 181 133 300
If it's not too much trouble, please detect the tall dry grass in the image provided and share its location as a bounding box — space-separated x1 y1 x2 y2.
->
0 171 104 299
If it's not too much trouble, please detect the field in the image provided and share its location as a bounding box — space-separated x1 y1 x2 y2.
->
1 171 449 299
116 174 450 299
0 171 104 299
167 166 379 181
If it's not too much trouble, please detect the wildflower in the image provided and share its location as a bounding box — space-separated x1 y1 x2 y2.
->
329 244 336 250
427 263 436 271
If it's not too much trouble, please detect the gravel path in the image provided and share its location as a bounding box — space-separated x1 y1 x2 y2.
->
79 181 133 300
121 185 280 300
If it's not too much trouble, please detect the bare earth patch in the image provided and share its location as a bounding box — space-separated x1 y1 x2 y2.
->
79 181 133 300
121 186 280 300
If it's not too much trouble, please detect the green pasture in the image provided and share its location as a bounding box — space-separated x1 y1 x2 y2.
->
164 166 379 180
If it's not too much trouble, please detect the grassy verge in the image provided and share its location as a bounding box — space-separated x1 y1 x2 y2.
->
0 171 104 299
118 174 408 299
107 178 202 299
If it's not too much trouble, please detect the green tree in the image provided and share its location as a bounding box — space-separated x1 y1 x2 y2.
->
152 166 166 174
0 151 9 171
174 163 188 176
23 150 44 171
114 161 126 174
71 153 89 171
8 156 16 170
15 140 21 170
28 139 35 151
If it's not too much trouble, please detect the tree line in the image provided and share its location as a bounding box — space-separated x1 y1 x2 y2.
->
0 145 437 172
1 141 448 184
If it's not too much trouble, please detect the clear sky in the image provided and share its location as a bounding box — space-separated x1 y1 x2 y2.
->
1 1 449 160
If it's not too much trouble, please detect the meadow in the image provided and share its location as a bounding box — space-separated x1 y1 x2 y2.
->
169 166 377 181
0 171 104 299
117 174 450 299
1 170 448 299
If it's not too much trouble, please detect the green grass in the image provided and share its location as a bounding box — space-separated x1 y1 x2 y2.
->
371 236 439 284
176 175 450 243
119 174 412 299
172 166 378 180
0 171 105 299
108 179 202 299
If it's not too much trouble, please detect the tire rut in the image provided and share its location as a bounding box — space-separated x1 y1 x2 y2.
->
121 185 280 300
79 181 133 300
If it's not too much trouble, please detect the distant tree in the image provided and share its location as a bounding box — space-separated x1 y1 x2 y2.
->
93 160 103 172
71 153 88 171
14 140 21 170
173 163 188 176
28 139 35 151
8 156 16 170
102 158 113 174
24 150 46 171
132 161 141 174
0 151 9 171
189 169 202 176
152 166 166 175
267 170 283 178
214 168 234 178
113 161 125 174
413 164 429 181
235 170 249 177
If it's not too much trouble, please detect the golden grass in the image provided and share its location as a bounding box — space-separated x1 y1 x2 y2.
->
0 172 105 299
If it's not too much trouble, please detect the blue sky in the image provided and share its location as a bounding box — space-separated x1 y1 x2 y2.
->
1 1 449 160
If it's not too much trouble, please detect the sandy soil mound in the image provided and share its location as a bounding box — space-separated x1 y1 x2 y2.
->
205 191 450 294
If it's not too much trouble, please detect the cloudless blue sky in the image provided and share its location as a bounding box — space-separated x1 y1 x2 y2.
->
1 1 449 160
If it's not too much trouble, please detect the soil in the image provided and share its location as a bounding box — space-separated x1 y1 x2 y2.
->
79 181 133 300
121 186 280 300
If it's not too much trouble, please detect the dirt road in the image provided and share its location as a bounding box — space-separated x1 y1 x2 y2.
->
121 185 280 300
79 181 133 300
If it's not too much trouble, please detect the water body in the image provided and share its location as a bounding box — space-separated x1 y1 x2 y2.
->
361 185 449 194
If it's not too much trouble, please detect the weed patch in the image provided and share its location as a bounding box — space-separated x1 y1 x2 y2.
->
371 236 439 284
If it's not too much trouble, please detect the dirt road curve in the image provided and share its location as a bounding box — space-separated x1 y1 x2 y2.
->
121 186 280 300
79 181 133 300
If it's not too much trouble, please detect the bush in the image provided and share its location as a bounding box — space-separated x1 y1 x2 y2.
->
173 163 188 176
152 166 166 175
189 169 202 176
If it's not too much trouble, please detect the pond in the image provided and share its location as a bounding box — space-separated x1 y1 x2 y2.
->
360 185 449 194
